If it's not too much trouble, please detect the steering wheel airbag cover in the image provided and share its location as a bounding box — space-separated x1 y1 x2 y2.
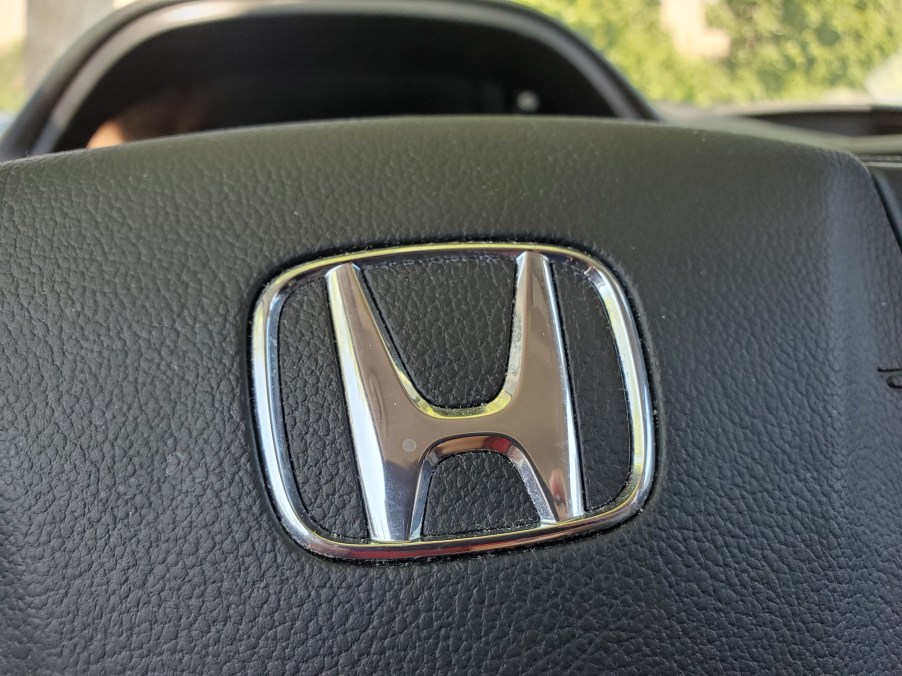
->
0 118 901 672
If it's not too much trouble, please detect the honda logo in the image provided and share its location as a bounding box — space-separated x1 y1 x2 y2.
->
251 243 653 560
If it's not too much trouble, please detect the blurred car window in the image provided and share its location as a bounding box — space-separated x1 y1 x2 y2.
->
519 0 902 109
1 0 902 137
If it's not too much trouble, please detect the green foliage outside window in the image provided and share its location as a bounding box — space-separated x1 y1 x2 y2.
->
0 43 24 113
516 0 902 105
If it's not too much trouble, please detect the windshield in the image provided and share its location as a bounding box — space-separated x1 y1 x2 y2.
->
1 0 901 126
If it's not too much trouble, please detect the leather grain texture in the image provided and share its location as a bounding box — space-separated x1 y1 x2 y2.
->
363 255 516 408
423 452 539 536
0 118 901 673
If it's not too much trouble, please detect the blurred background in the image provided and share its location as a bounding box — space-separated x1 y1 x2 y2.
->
1 0 901 123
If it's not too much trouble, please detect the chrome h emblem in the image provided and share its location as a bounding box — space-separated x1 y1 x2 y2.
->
252 243 654 560
329 252 582 542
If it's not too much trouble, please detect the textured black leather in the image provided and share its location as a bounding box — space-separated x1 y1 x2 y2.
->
1 118 901 673
423 452 539 536
868 162 902 246
363 256 515 408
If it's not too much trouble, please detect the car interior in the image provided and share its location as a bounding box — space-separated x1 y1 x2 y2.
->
7 0 902 159
1 0 901 672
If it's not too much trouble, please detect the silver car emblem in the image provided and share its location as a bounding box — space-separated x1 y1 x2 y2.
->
251 243 654 560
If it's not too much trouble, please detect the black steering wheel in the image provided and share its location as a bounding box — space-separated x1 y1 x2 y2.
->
1 117 900 673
